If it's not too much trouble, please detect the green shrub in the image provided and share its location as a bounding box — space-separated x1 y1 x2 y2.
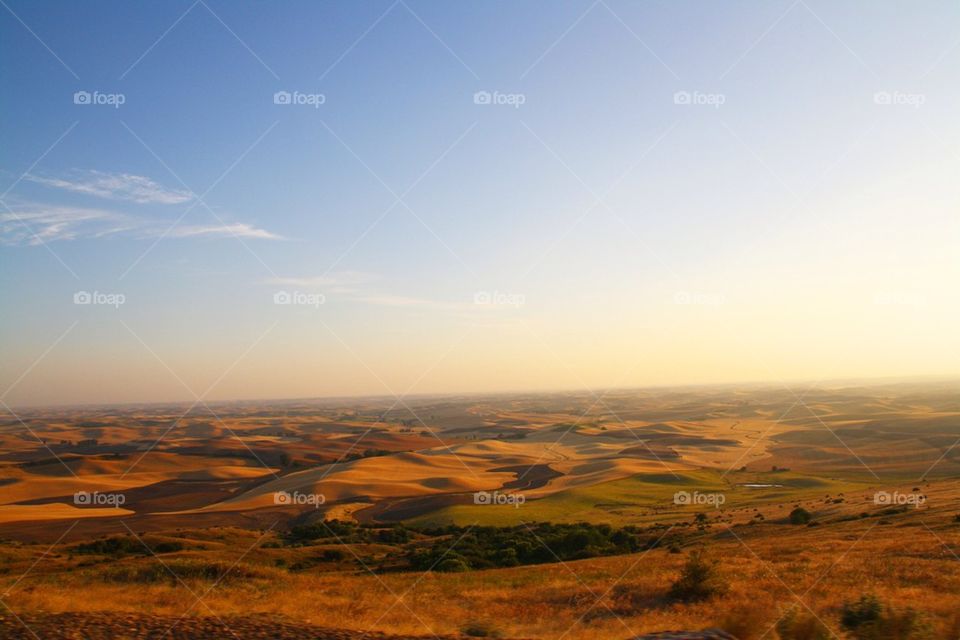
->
98 559 264 584
789 508 812 525
321 548 347 562
840 594 934 640
668 550 727 601
436 557 470 572
841 594 883 629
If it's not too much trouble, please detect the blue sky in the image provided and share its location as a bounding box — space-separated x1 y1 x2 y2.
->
2 1 958 406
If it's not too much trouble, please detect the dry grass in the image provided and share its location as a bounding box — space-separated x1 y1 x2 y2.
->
4 510 958 639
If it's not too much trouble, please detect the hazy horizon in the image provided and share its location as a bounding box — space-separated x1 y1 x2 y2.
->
5 373 958 412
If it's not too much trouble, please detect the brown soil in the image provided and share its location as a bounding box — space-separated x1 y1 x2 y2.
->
0 612 477 640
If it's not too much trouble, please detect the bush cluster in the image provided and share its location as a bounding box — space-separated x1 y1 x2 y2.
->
72 536 183 556
283 520 410 546
405 522 650 571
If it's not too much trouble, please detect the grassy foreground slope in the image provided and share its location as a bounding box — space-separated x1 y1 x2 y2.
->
2 479 958 639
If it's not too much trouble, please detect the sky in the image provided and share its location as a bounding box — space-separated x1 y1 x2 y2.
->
1 0 958 407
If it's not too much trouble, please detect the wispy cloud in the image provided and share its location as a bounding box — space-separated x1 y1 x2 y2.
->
1 205 123 245
25 171 193 204
168 223 282 240
0 202 281 245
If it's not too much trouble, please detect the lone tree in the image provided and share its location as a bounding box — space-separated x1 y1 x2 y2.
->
789 507 812 525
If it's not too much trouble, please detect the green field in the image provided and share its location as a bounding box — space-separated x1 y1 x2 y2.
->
405 469 874 527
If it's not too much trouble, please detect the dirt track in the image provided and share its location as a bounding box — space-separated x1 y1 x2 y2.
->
0 612 735 639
